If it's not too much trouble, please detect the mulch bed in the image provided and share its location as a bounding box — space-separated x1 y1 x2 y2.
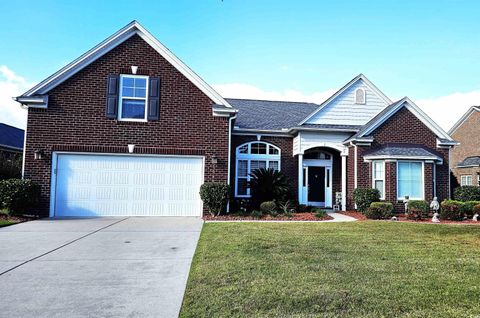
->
339 211 480 225
204 212 334 221
0 214 38 225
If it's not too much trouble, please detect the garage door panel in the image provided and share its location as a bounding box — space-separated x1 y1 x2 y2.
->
53 154 203 217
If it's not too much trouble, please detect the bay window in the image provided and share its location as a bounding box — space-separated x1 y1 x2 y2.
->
397 161 424 200
235 142 281 197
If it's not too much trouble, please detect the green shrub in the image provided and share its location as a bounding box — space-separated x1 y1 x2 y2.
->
260 201 277 214
199 182 230 216
251 210 263 219
0 179 41 216
279 200 294 215
364 202 394 220
314 209 327 218
460 201 480 218
473 204 480 216
440 200 464 221
249 168 291 209
454 186 480 202
407 200 429 220
352 188 381 212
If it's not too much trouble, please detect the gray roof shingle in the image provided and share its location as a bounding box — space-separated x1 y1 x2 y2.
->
363 144 442 160
227 98 318 130
457 156 480 167
0 123 24 151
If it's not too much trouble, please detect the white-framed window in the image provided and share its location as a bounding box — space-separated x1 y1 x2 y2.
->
461 175 473 186
372 160 385 199
355 88 366 104
235 141 281 197
397 161 424 200
118 75 149 121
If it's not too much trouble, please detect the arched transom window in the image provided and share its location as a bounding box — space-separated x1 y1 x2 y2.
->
235 141 281 197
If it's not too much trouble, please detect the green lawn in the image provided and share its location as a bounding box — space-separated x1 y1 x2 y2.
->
180 222 480 318
0 220 15 228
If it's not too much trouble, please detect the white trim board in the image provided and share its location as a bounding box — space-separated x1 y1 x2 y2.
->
20 21 232 109
448 106 480 135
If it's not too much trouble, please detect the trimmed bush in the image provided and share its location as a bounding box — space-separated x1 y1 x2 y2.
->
199 182 230 216
260 201 277 214
454 186 480 202
249 168 291 209
0 179 41 216
364 202 394 220
352 188 381 212
407 200 429 220
460 201 480 218
440 200 464 221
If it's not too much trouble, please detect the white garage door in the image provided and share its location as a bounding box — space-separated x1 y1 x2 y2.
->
52 154 204 217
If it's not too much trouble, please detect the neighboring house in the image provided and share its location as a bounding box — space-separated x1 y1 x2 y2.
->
0 123 24 159
449 106 480 187
15 21 456 217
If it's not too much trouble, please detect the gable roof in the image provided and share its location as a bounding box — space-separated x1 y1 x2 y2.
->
227 98 318 130
16 21 233 110
448 106 480 135
345 97 454 143
0 123 24 151
298 74 392 125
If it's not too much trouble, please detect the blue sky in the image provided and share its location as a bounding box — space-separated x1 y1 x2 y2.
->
1 0 480 129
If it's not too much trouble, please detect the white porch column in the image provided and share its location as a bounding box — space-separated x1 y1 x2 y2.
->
341 154 347 211
298 153 303 204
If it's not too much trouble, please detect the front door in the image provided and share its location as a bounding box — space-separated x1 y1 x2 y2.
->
308 166 325 203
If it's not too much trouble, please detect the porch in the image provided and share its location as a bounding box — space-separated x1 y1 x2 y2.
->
293 132 349 210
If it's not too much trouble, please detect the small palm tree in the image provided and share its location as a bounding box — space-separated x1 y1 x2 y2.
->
248 168 291 208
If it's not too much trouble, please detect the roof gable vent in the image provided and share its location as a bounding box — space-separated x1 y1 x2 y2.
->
355 88 366 104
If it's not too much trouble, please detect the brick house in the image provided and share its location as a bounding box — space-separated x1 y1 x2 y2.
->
449 106 480 187
0 123 24 159
15 21 456 217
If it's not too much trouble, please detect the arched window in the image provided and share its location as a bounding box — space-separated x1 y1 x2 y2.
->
355 88 366 104
235 141 281 197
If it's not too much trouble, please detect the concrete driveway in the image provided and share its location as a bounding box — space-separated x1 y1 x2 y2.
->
0 217 203 318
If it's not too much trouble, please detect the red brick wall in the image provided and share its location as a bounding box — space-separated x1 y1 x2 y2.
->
24 35 230 216
347 106 451 212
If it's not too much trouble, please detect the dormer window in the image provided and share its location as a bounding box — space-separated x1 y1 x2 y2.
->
355 88 366 104
118 75 149 121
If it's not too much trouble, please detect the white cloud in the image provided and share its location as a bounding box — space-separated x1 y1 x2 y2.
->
416 91 480 131
212 83 336 104
0 65 33 129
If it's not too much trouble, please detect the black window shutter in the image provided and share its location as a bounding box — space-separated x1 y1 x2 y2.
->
105 75 119 119
147 77 161 120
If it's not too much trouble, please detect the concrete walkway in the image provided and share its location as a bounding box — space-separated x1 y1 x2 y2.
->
326 212 358 222
0 217 203 318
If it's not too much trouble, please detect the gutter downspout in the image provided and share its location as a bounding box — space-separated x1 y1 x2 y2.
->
226 113 237 213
